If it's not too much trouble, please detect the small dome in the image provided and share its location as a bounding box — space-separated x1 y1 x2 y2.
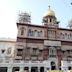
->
68 19 72 27
43 6 55 17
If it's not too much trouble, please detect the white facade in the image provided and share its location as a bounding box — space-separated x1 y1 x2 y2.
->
0 38 16 63
0 37 72 72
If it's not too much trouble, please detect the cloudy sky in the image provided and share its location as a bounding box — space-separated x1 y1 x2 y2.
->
0 0 72 38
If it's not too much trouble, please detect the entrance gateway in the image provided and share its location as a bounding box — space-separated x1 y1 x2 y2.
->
31 67 44 72
31 67 38 72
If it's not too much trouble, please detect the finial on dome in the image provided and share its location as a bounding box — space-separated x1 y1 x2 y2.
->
43 6 55 17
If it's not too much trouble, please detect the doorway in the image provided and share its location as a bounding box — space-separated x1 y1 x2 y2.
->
0 67 7 72
68 66 71 70
12 67 19 72
31 67 38 72
40 67 44 72
24 67 29 72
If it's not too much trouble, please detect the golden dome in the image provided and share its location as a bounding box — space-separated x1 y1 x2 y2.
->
43 6 55 17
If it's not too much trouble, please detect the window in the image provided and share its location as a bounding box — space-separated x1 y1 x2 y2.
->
34 30 38 37
32 48 38 56
38 31 42 37
17 49 23 56
28 29 34 36
38 32 40 37
60 33 64 39
65 33 67 35
39 50 42 53
17 49 23 51
21 27 24 35
70 33 72 37
50 18 52 22
48 30 55 39
25 47 30 55
49 47 56 57
67 50 70 53
62 51 65 54
21 29 24 35
1 49 5 54
33 48 37 54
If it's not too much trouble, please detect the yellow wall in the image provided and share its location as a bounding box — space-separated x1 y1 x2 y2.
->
48 70 63 72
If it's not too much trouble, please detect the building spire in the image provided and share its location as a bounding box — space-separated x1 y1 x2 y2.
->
48 5 50 9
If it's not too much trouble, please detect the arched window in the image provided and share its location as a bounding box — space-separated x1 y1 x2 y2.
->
60 33 63 36
28 29 34 36
21 27 24 35
49 47 56 57
70 33 72 37
1 49 5 54
50 18 52 22
65 33 67 35
34 30 38 37
60 32 64 39
38 31 42 37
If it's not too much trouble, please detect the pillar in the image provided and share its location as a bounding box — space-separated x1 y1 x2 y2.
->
38 67 40 72
20 67 24 72
29 67 31 72
44 67 47 72
7 67 12 72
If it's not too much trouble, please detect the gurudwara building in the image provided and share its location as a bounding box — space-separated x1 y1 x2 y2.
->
0 6 72 72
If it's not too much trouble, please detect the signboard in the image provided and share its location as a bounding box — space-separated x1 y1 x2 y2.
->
44 40 61 46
